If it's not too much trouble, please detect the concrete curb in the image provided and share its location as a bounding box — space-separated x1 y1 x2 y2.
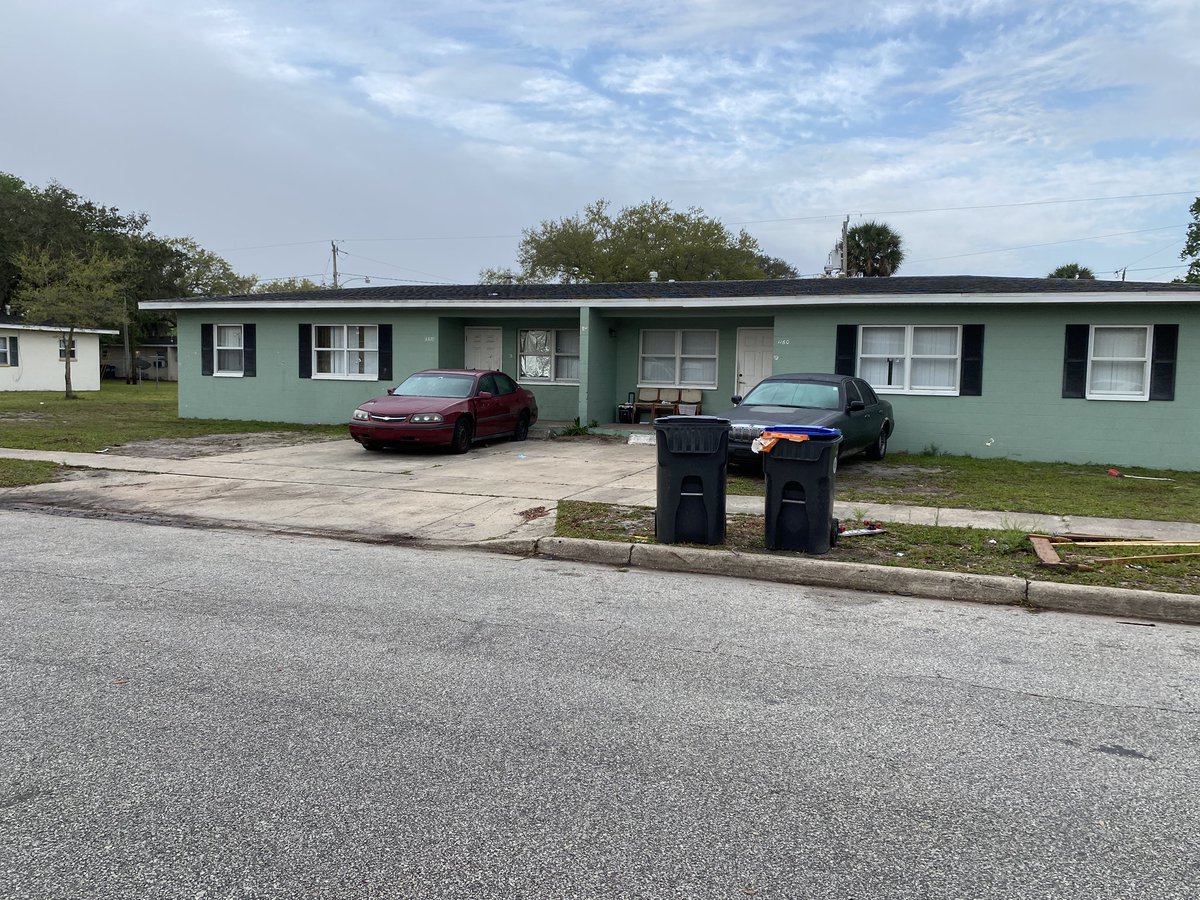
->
5 495 1197 626
1025 579 1200 625
472 536 1200 626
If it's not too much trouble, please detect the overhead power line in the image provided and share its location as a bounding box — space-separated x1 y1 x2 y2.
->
732 190 1199 226
908 224 1187 264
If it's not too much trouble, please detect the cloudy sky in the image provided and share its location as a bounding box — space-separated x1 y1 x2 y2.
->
3 0 1198 287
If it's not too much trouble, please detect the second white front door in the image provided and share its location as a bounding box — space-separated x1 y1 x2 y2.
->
736 328 774 397
464 327 502 371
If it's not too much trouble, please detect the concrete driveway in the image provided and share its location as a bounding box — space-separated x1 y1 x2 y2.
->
0 437 661 543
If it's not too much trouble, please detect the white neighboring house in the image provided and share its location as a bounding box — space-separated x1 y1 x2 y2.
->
0 312 119 392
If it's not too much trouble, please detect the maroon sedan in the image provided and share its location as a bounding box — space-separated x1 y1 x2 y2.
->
349 369 538 453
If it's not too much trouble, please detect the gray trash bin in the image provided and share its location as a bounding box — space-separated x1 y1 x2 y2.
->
761 425 842 553
653 415 730 545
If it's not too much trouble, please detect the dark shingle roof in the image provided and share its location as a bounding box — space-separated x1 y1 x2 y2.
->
145 274 1200 306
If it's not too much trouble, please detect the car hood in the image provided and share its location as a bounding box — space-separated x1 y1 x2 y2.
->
714 404 843 432
358 395 466 415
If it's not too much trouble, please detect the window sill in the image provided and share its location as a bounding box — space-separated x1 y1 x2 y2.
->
313 373 379 381
1084 393 1149 402
213 371 244 378
873 388 960 397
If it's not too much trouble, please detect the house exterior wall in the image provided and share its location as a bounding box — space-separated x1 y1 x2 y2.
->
605 313 775 417
178 310 442 423
774 303 1198 469
0 329 103 392
171 298 1199 470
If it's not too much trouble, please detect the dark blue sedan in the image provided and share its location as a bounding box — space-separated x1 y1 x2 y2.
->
715 373 895 465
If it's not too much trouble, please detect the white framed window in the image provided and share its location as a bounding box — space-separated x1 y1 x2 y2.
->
0 335 16 366
215 324 244 375
1087 325 1150 401
639 329 718 388
58 338 77 360
859 325 960 395
518 329 580 383
314 325 379 379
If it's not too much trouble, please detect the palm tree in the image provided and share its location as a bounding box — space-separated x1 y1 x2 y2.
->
845 221 905 277
1047 263 1095 280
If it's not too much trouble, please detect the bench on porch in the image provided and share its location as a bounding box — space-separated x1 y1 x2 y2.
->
632 388 703 421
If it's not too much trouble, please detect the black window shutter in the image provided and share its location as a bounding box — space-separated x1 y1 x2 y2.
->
243 324 257 377
834 324 857 376
959 324 984 396
8 336 18 367
1149 324 1178 401
378 324 393 381
298 324 312 378
201 323 214 376
1062 324 1089 398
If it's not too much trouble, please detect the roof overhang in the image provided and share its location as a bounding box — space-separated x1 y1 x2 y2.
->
140 291 1199 312
0 323 120 335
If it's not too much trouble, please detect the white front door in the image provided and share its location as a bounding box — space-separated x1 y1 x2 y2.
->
464 327 502 371
736 328 774 397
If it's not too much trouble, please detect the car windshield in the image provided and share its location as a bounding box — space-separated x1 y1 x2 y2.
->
743 380 841 410
392 373 476 399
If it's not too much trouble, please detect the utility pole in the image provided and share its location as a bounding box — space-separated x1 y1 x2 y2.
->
331 240 340 289
840 216 849 277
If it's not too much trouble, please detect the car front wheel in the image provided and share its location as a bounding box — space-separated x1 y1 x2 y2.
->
513 412 530 442
450 418 473 454
864 426 888 461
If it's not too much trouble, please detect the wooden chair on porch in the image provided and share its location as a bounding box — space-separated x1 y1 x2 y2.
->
677 389 703 416
633 388 678 422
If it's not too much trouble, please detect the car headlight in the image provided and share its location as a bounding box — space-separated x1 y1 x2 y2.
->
352 409 370 421
410 413 444 424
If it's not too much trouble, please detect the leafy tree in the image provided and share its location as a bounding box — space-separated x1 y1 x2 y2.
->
2 174 262 384
14 246 126 398
1 174 150 307
253 276 324 293
1047 263 1095 279
844 221 905 277
1178 197 1200 284
165 237 257 296
483 198 795 284
755 254 800 279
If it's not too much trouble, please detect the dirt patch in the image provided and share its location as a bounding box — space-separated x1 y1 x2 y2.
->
109 431 345 460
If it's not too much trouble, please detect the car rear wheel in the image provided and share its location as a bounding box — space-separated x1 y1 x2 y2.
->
864 426 888 461
513 412 530 442
451 418 473 454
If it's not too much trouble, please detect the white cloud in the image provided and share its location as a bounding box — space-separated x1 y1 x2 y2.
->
0 0 1196 285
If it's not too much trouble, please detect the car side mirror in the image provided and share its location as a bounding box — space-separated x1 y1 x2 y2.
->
386 388 395 395
848 399 866 412
476 390 493 399
731 395 743 405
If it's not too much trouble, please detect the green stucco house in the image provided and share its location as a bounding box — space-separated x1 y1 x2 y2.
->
141 275 1200 470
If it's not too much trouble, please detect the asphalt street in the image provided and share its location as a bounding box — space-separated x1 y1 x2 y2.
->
2 509 1198 899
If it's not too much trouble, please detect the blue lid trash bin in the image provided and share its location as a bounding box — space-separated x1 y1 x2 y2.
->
757 425 842 553
653 415 731 545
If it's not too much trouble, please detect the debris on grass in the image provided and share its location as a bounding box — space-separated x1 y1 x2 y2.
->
1106 468 1174 482
1029 533 1200 571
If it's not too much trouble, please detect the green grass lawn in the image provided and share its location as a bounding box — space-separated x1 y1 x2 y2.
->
0 382 346 452
556 500 1200 596
0 381 346 486
728 451 1200 523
